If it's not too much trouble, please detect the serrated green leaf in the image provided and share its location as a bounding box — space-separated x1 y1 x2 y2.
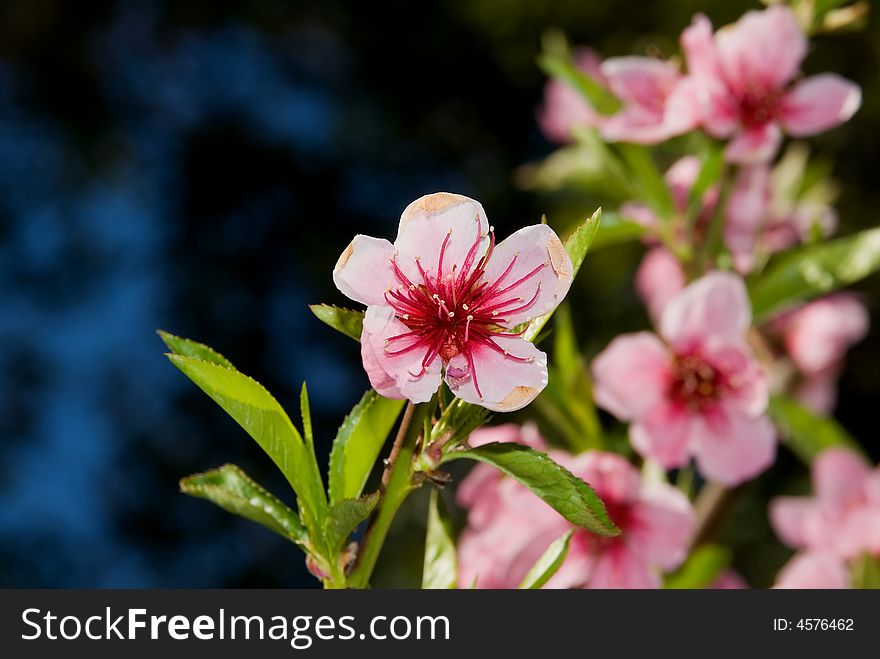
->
518 529 573 589
167 354 327 528
749 227 880 321
524 208 601 342
664 544 730 589
180 464 308 547
768 395 864 464
158 330 234 368
442 442 618 536
300 382 314 453
422 489 458 589
309 304 364 342
323 492 380 554
328 391 405 503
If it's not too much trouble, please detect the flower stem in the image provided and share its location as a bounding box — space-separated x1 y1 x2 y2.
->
346 400 428 588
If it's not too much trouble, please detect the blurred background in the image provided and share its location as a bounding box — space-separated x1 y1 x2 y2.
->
0 0 877 588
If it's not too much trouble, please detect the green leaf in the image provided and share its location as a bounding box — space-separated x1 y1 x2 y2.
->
167 354 327 527
687 144 723 217
429 397 490 451
323 492 380 554
158 330 234 368
180 464 308 547
422 489 458 589
768 395 864 464
616 144 675 220
309 304 364 342
537 32 621 115
518 529 573 589
328 391 405 503
591 211 647 250
442 442 619 536
664 544 730 589
749 227 880 321
851 553 880 589
523 208 601 342
300 382 314 453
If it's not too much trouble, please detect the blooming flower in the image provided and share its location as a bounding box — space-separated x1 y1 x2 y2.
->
770 447 880 588
457 425 694 588
592 271 776 485
635 247 686 324
681 6 862 163
333 193 573 411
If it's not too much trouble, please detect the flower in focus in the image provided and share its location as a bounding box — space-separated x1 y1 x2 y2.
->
457 425 694 588
592 271 776 485
538 48 605 143
333 193 573 411
766 294 869 414
770 447 880 588
681 6 861 163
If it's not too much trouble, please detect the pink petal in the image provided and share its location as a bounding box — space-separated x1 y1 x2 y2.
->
565 451 641 506
781 74 861 136
630 401 693 469
455 463 500 529
587 544 661 589
394 193 489 286
466 422 547 450
664 156 701 210
445 336 547 412
619 202 662 233
715 6 806 96
681 14 720 80
601 56 681 109
659 271 751 347
537 48 604 143
712 570 749 589
333 235 397 306
360 305 442 403
724 122 782 164
479 224 573 326
774 551 849 589
836 507 880 560
865 471 880 506
812 447 870 511
691 403 776 485
544 540 597 589
591 332 671 421
793 371 839 415
784 295 869 376
724 165 771 274
701 341 769 417
628 483 695 570
635 248 686 324
769 496 813 549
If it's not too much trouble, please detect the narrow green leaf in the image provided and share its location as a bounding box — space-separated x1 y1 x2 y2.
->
851 553 880 589
523 208 601 342
328 391 405 503
518 530 573 589
591 211 646 250
687 144 723 216
309 304 365 342
616 144 675 220
300 383 314 452
537 53 621 116
749 227 880 321
664 544 730 589
769 395 864 464
167 354 327 526
158 330 234 368
422 489 458 589
323 492 380 554
180 464 308 547
442 442 619 536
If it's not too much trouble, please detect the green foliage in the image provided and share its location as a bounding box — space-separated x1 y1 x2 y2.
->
749 227 880 321
180 464 308 548
615 144 675 220
157 330 234 368
309 304 365 342
768 396 864 464
441 442 618 536
518 530 574 589
328 391 405 503
851 554 880 589
687 144 724 220
537 31 621 115
664 544 731 589
323 492 380 555
422 489 458 589
429 397 491 451
591 211 647 250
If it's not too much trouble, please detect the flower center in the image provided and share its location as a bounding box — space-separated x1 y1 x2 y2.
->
380 215 546 399
737 88 781 128
669 353 724 410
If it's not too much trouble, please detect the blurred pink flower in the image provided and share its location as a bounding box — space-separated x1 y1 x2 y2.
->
538 48 605 143
592 272 776 485
635 247 686 324
712 570 749 589
770 447 880 562
774 551 850 589
767 294 869 413
725 165 837 274
334 193 573 411
457 427 694 588
681 6 861 163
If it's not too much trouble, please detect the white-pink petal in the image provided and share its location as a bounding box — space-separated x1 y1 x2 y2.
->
724 122 782 164
592 332 671 421
659 271 752 347
628 484 695 570
769 496 812 549
781 74 861 137
629 401 693 469
812 447 870 512
691 403 776 485
775 551 850 589
333 235 397 306
635 248 686 324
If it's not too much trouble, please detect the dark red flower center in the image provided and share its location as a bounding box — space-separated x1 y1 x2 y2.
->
668 353 725 411
737 88 782 128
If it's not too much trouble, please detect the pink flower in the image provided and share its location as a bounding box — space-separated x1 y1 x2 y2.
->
592 271 776 485
333 193 573 411
681 6 861 163
712 570 749 589
725 164 837 274
635 247 686 324
457 430 694 589
770 447 880 561
774 551 850 589
598 57 700 144
767 294 869 413
538 48 605 143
